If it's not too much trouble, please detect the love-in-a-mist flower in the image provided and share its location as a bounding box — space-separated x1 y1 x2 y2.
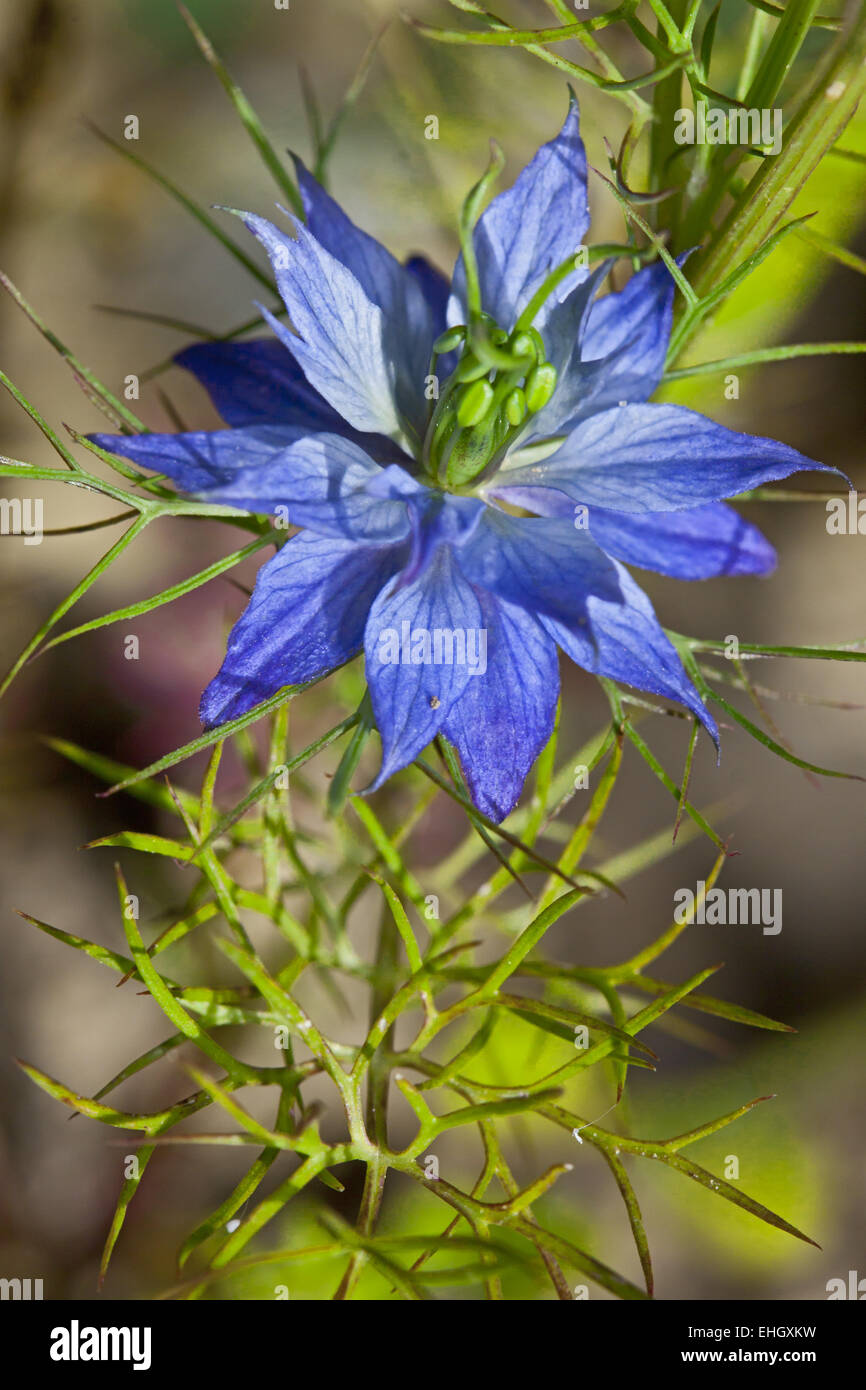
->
92 98 833 821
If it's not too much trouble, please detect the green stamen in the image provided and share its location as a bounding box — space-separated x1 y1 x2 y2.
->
432 326 466 355
525 362 558 413
456 379 495 428
505 387 527 426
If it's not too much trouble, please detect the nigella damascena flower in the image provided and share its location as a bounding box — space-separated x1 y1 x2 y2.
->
92 98 833 821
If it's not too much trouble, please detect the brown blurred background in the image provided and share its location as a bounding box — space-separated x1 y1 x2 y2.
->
0 0 864 1300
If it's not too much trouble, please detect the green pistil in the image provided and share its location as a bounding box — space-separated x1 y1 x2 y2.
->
457 145 506 321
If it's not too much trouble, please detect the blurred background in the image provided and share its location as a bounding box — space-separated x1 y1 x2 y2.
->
0 0 864 1300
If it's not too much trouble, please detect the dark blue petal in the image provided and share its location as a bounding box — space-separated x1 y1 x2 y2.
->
443 590 559 822
451 96 590 328
406 255 451 337
587 501 777 578
365 546 484 787
491 484 777 579
456 508 623 626
201 532 407 726
89 423 303 494
241 211 411 441
401 490 486 584
581 258 679 375
457 506 716 741
501 403 834 511
541 561 718 742
174 337 349 431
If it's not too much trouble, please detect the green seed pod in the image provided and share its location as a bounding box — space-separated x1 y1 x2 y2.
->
504 387 527 427
456 379 495 428
432 326 466 355
525 362 558 413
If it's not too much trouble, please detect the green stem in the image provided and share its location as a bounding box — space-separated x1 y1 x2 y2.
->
679 3 866 355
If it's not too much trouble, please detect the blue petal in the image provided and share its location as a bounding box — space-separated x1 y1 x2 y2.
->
241 210 414 442
89 425 419 542
443 590 559 822
491 484 777 578
451 96 590 328
500 403 833 511
540 562 718 741
587 501 777 578
174 337 350 431
406 255 451 337
538 259 682 434
201 532 408 726
192 436 420 542
402 490 486 584
533 261 609 376
456 508 623 626
89 423 303 494
365 546 484 786
581 258 680 378
456 505 716 740
292 162 435 435
518 263 611 441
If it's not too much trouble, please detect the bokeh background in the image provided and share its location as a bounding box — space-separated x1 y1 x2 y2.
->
0 0 864 1300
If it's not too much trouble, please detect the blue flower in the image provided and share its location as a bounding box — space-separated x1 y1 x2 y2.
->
92 99 834 821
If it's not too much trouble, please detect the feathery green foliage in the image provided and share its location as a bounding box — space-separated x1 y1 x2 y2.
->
4 0 865 1299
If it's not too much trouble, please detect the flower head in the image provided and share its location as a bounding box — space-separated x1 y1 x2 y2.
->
92 98 833 821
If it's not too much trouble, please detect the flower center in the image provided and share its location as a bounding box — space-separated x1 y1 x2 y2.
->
422 316 558 490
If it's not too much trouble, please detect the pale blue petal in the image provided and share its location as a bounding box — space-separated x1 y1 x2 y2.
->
193 435 420 542
89 423 303 495
451 96 590 328
241 210 408 440
91 426 416 541
293 161 434 437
